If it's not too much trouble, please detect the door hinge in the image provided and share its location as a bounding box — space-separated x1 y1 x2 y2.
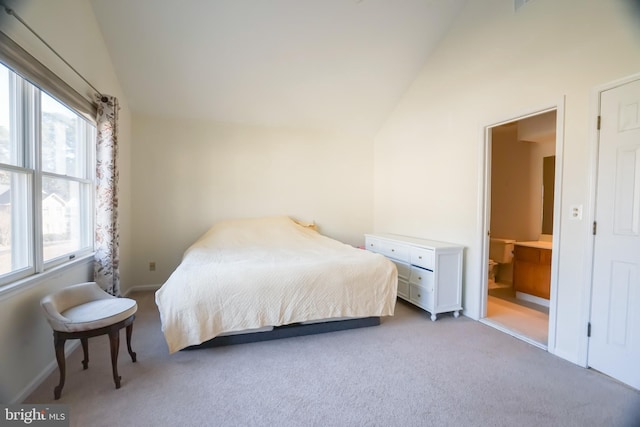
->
587 322 591 337
593 221 597 235
597 115 601 130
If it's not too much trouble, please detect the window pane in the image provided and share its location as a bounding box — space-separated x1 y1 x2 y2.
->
0 64 14 166
0 169 31 275
42 177 90 261
41 92 87 178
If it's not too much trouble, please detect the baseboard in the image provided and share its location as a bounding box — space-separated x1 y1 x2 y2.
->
12 341 80 404
550 347 584 367
515 291 550 308
123 284 162 296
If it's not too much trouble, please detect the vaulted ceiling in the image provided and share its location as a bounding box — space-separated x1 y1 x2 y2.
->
90 0 466 136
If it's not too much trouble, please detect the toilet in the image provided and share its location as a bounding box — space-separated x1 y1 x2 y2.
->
488 238 515 287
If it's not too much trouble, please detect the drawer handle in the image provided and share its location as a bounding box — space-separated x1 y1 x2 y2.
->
417 293 421 298
370 243 373 246
418 276 422 280
391 249 395 252
419 256 422 259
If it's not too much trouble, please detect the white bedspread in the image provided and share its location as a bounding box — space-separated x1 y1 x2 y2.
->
155 216 397 353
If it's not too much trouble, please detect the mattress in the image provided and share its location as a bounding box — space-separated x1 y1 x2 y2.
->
155 216 398 353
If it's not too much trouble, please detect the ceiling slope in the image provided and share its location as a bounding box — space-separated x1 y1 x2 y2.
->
90 0 466 136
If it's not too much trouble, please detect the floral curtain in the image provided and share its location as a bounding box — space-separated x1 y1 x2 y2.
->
94 95 120 296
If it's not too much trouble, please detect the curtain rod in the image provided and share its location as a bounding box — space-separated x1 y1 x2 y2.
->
1 1 105 100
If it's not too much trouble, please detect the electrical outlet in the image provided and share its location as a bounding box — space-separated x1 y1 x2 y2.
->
149 261 156 271
570 205 583 220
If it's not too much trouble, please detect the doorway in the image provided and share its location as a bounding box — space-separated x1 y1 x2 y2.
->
479 104 564 351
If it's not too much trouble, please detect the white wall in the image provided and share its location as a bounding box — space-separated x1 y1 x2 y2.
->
2 0 638 403
373 0 640 364
491 115 556 243
0 0 132 403
491 126 537 242
131 116 373 287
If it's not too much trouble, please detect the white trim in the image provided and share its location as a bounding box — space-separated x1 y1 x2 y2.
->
477 99 565 354
484 104 558 129
11 341 80 404
123 284 162 296
547 97 566 355
0 62 96 291
552 348 582 366
475 124 491 320
516 291 550 308
0 253 94 302
582 72 640 369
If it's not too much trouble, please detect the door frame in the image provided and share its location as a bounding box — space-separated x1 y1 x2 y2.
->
584 72 640 368
477 98 566 353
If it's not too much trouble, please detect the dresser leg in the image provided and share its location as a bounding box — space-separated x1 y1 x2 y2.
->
453 310 460 318
430 313 437 321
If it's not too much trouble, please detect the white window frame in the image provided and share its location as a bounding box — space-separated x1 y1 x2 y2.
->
0 61 95 287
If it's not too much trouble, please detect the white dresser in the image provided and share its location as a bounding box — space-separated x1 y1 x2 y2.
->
365 233 463 321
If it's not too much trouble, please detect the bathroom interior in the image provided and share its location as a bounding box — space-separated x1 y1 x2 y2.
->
485 110 557 347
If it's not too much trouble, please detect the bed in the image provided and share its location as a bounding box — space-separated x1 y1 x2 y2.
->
155 216 398 353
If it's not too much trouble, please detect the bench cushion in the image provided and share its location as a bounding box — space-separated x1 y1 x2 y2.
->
58 298 137 332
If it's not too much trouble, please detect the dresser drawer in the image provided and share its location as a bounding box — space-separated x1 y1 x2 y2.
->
397 278 409 300
365 236 409 261
409 284 433 310
410 247 434 270
365 233 463 320
394 261 410 281
379 240 410 262
409 266 434 288
365 236 383 253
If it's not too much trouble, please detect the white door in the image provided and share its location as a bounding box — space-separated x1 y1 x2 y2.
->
588 78 640 390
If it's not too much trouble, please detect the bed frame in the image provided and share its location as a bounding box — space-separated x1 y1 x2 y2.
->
184 316 380 349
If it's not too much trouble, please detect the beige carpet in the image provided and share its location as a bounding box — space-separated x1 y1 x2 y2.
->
26 291 640 427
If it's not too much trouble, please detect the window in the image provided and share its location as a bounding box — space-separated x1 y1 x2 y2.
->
0 62 95 285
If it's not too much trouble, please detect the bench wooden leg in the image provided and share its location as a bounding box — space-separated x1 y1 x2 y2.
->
126 323 137 363
49 315 135 397
81 338 89 369
108 329 121 389
53 333 66 400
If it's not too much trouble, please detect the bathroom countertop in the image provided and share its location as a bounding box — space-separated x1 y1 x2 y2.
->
515 241 552 250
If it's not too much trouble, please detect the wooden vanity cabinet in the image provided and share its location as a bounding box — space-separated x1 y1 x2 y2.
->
513 244 551 300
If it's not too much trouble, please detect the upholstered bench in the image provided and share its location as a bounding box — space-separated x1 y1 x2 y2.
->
40 282 138 400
